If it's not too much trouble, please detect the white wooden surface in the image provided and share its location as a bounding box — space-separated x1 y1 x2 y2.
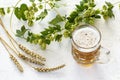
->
0 0 120 80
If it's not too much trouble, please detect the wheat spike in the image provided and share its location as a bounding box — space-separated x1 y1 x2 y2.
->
34 64 65 72
18 53 45 66
19 44 46 61
10 54 24 72
0 37 24 72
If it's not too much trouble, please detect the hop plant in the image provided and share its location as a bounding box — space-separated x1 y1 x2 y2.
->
15 0 115 50
0 8 5 16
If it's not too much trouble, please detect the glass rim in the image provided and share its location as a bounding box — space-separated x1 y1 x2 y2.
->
72 24 101 49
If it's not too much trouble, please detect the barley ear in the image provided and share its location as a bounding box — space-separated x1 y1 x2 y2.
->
34 64 65 72
10 54 24 72
18 53 45 66
19 44 46 61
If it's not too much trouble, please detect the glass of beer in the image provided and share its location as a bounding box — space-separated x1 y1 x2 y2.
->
71 24 110 65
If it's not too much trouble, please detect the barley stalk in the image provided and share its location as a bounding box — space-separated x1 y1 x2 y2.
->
0 37 45 66
0 38 24 72
34 64 65 72
10 54 24 72
18 53 45 66
19 44 46 61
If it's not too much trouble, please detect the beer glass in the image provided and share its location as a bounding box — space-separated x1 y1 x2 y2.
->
71 24 110 65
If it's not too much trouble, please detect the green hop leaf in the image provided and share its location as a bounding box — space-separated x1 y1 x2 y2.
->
20 4 28 20
49 15 64 25
16 25 28 37
14 4 28 20
55 0 61 1
29 0 35 2
14 7 21 19
36 9 48 21
38 0 42 2
0 8 5 16
55 34 62 42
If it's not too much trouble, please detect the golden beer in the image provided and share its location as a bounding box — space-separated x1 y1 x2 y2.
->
72 24 101 64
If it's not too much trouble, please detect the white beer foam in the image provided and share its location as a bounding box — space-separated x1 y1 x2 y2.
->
73 27 100 48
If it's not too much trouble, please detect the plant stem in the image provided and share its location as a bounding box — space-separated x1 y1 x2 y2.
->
10 0 21 35
0 37 18 55
0 18 24 61
0 18 18 44
1 39 11 55
0 18 20 57
0 40 24 72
